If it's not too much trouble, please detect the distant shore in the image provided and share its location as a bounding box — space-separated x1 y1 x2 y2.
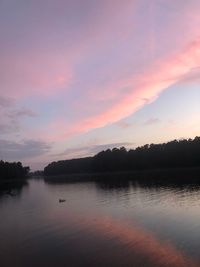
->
44 166 200 184
44 137 200 177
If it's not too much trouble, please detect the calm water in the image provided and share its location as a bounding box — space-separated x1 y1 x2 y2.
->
1 177 200 267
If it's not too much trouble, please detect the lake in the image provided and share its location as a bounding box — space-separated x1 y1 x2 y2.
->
1 176 200 267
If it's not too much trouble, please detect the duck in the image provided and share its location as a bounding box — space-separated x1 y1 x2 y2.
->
59 199 66 203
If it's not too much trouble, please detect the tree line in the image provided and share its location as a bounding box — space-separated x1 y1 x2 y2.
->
44 136 200 176
0 161 30 180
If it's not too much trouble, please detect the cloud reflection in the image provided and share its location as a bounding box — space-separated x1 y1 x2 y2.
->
65 214 198 267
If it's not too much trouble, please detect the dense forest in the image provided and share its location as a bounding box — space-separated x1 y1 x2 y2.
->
0 161 30 180
44 137 200 176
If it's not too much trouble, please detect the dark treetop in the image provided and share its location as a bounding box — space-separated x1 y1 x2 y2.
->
0 161 30 180
44 136 200 176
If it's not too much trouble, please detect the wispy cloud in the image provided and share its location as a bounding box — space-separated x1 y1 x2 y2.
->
54 142 133 159
0 139 51 161
41 38 200 141
144 118 160 126
7 108 38 119
1 0 200 169
0 95 37 136
116 121 133 129
0 96 14 107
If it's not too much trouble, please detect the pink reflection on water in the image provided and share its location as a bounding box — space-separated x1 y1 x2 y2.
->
57 211 199 267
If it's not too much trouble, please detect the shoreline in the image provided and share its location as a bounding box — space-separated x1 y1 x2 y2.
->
44 166 200 183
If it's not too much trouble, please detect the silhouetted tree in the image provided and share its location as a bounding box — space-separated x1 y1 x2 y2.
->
44 137 200 176
0 161 30 180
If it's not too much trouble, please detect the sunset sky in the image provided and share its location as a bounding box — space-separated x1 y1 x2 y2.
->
0 0 200 170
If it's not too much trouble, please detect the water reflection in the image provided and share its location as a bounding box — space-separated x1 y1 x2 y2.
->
77 215 198 267
0 179 28 200
95 179 131 192
1 177 200 267
95 176 200 193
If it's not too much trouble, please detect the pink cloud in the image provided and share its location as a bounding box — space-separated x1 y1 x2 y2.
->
3 0 200 158
0 51 72 98
0 1 136 100
82 40 199 120
41 38 200 141
1 1 199 102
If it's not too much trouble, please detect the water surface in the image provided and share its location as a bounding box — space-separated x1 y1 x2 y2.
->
1 177 200 267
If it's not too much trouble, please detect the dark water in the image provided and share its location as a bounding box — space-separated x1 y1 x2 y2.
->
1 177 200 267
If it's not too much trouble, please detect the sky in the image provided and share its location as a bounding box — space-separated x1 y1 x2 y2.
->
0 0 200 170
